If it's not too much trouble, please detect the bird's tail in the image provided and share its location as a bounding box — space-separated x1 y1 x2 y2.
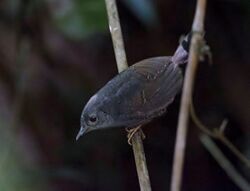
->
171 33 192 65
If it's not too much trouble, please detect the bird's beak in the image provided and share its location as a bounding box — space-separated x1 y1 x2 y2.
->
76 126 91 141
76 128 84 141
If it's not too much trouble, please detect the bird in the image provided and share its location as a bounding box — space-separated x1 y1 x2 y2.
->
76 34 191 140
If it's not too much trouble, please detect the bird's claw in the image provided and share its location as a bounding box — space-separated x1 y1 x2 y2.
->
126 126 145 145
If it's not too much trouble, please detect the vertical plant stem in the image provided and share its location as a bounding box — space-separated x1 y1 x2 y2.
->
104 1 151 191
104 0 128 73
131 132 151 191
170 0 207 191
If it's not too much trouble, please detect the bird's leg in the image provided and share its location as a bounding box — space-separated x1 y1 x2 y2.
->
126 125 145 145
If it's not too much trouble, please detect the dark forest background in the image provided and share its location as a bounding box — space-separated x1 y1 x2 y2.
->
0 0 249 190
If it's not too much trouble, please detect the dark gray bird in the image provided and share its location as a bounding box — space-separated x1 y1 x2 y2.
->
76 34 191 140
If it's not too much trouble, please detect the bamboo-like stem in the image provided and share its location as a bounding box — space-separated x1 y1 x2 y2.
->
170 0 207 191
131 132 152 191
201 135 250 191
104 1 151 191
104 0 128 73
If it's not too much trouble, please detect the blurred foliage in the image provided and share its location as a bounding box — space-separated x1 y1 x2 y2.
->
49 0 108 39
0 122 47 191
121 0 158 27
48 0 158 39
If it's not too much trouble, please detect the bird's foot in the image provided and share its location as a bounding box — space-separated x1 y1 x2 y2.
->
126 125 145 145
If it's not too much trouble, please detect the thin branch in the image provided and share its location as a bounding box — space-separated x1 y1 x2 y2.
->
219 134 250 168
104 1 152 191
104 0 128 73
190 101 250 168
131 131 151 191
170 0 207 191
201 134 250 191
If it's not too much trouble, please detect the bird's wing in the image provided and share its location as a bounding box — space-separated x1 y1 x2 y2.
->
128 56 183 118
97 57 183 128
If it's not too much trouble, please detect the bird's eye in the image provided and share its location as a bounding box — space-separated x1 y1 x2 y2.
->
87 114 98 126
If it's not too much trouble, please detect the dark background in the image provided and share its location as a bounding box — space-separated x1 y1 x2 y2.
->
0 0 249 190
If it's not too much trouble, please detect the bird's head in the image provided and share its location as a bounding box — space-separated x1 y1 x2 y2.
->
76 94 114 140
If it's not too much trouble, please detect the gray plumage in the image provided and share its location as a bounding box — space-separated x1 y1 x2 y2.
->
76 34 190 140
